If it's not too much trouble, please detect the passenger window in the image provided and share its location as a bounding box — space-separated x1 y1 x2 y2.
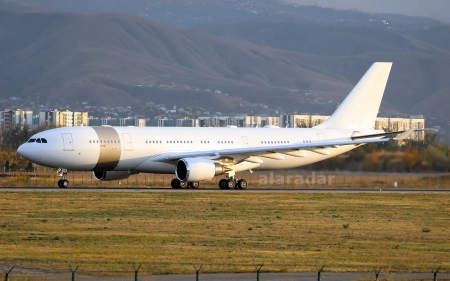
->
41 139 47 143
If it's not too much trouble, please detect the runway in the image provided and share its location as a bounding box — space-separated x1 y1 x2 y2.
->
0 187 449 193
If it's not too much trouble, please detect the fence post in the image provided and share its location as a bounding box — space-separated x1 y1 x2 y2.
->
2 266 14 281
193 264 202 281
373 266 382 281
69 265 78 281
314 264 325 281
432 266 441 281
254 264 263 281
133 263 142 281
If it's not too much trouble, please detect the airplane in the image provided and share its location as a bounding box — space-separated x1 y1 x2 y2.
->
17 62 415 188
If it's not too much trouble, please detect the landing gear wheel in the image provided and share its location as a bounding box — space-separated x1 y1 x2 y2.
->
57 168 69 188
238 179 247 189
58 179 69 188
171 179 181 189
219 179 227 189
189 181 200 189
179 181 188 188
226 179 236 189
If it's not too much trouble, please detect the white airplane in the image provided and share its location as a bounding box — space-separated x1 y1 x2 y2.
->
18 62 414 188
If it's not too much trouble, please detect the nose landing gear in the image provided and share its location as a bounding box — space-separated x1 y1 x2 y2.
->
57 168 69 188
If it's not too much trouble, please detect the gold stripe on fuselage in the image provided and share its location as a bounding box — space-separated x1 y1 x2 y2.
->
92 127 121 171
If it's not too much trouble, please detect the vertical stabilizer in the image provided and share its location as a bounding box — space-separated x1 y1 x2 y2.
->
315 62 392 129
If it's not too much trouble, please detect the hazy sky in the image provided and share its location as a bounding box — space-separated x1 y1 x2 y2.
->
285 0 450 22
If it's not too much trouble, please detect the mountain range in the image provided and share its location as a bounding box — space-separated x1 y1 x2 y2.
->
0 0 449 118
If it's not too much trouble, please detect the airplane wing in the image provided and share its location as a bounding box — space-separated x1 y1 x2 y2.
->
151 130 417 163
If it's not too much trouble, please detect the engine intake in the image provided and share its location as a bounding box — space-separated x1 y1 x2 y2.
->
93 171 134 181
176 158 225 182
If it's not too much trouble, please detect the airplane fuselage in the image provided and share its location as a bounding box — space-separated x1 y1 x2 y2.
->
19 126 377 174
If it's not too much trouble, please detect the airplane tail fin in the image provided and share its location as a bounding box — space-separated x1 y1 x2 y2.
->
314 62 392 130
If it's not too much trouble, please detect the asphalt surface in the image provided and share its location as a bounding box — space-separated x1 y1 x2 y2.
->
1 187 450 193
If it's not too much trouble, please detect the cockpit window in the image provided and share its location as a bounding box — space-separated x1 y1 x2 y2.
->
36 139 42 143
41 138 47 143
28 139 36 143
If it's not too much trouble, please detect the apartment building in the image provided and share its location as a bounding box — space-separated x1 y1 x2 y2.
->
40 110 89 127
0 109 33 130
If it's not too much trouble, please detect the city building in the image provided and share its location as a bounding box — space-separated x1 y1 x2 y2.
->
73 112 88 127
158 118 176 127
40 110 89 127
231 116 262 127
0 109 33 130
310 115 329 127
176 118 199 127
261 116 280 127
373 115 425 141
198 116 231 127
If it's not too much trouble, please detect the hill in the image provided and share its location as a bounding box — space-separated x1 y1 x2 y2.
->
0 9 356 114
7 0 440 28
1 5 450 118
196 22 450 117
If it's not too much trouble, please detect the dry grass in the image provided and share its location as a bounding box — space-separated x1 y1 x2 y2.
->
1 170 449 188
0 192 448 277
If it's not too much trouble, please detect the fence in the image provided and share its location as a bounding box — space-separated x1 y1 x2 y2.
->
0 171 449 188
0 261 448 281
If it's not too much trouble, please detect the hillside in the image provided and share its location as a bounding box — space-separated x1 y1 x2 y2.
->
196 22 450 117
7 0 440 28
0 5 450 118
0 9 355 114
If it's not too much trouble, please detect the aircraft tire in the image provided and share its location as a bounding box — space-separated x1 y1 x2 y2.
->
179 181 188 188
238 179 247 189
219 179 227 189
189 181 200 189
171 179 180 189
61 179 69 188
226 179 235 189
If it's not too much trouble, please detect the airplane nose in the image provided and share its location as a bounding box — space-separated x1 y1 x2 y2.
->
17 144 24 157
17 144 30 159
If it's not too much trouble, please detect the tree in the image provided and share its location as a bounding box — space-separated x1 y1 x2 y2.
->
402 143 419 173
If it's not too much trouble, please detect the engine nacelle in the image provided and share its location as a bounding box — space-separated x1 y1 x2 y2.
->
176 158 225 182
93 171 134 181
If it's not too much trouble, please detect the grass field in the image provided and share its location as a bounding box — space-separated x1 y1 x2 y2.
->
0 192 448 278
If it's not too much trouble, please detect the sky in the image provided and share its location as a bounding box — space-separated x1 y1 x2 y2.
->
284 0 450 22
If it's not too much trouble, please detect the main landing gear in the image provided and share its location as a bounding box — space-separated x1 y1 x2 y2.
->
219 178 247 190
170 178 247 189
57 168 69 188
171 178 200 189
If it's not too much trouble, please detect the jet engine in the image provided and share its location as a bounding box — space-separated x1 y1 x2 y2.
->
93 171 134 181
176 158 226 182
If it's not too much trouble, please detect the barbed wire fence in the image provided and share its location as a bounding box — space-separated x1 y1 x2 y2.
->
0 260 448 281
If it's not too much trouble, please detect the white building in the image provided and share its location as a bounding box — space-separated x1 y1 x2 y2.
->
1 109 33 130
